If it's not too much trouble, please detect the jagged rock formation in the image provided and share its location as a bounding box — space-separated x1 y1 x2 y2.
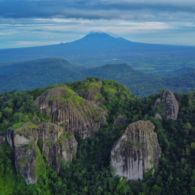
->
6 122 77 184
154 89 179 120
35 86 107 139
111 120 161 180
7 123 38 184
37 123 77 172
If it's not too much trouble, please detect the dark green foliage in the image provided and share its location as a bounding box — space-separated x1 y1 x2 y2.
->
0 58 83 92
0 79 194 194
1 58 195 96
0 91 47 132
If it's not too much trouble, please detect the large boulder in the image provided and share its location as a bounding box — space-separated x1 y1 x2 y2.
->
154 89 179 120
7 123 38 184
6 122 77 184
111 120 161 180
14 144 37 184
37 123 77 172
35 86 107 139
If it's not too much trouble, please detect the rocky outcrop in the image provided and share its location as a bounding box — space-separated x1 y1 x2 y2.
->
15 144 37 184
7 123 38 184
154 90 179 120
6 122 77 184
35 86 107 139
37 123 77 172
111 120 161 180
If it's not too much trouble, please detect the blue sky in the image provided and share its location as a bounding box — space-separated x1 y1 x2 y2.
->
0 0 195 48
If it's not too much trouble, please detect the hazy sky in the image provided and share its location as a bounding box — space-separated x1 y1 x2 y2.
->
0 0 195 48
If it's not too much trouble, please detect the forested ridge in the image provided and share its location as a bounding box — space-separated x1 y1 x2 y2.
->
0 78 195 195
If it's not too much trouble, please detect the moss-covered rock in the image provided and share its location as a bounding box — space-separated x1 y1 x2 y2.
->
6 123 38 184
5 122 78 184
71 79 103 103
35 85 107 139
154 89 179 120
14 143 37 184
37 123 77 172
111 120 161 180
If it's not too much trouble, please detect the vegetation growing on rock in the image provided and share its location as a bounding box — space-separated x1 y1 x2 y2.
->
0 79 194 194
35 84 107 139
154 89 179 120
111 120 161 180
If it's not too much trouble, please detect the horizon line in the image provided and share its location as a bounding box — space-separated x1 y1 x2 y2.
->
1 32 195 50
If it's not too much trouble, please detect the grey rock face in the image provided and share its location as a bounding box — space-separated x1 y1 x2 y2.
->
6 124 38 184
35 86 107 139
6 130 15 147
162 90 179 120
111 120 161 180
6 122 77 184
37 123 77 172
14 134 30 147
154 90 179 120
15 144 37 184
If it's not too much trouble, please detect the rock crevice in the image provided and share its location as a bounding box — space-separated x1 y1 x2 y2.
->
111 120 161 180
35 86 107 139
6 122 77 184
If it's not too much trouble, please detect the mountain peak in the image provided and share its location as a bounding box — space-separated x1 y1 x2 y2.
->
81 32 118 42
75 32 131 46
84 32 115 38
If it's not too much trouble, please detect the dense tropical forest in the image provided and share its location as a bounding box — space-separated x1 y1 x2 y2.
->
0 78 194 195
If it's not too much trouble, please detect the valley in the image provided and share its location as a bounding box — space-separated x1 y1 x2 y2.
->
0 33 195 195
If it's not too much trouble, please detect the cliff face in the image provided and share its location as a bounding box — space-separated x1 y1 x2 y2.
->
111 120 161 180
7 123 38 184
37 123 77 172
154 89 179 120
35 86 107 139
6 122 77 184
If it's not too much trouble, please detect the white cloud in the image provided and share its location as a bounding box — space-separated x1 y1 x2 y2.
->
0 0 195 48
16 40 56 47
101 0 195 5
14 18 172 34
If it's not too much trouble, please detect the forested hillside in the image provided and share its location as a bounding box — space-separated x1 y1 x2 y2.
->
1 33 195 72
0 78 194 194
0 58 195 96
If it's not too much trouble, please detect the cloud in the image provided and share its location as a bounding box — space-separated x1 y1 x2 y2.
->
101 0 195 5
0 0 195 22
0 0 195 47
0 17 172 35
1 16 195 48
16 40 56 47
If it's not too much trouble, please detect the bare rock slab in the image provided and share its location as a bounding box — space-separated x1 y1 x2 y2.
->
111 120 161 180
